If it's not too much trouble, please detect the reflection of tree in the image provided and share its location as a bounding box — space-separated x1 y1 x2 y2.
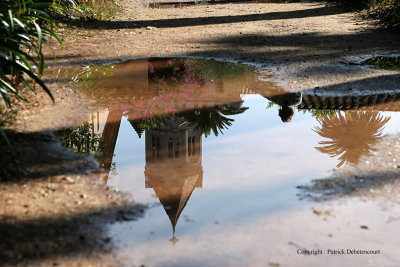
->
128 102 248 137
314 111 390 168
306 109 337 119
54 122 104 154
182 102 248 137
128 115 170 138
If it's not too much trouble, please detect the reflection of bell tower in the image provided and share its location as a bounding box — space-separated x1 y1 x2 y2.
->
144 118 203 241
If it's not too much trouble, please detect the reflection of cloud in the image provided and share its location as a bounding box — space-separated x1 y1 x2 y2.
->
314 111 390 168
114 197 399 267
298 133 400 203
106 101 400 266
203 120 336 190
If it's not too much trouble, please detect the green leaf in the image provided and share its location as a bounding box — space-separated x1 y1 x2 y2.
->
0 126 11 147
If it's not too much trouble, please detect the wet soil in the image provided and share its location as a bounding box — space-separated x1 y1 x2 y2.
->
1 0 400 266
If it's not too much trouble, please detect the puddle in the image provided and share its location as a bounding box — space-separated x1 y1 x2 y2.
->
147 0 280 9
53 58 400 266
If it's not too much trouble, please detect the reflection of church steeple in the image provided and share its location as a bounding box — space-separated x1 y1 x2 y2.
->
129 119 145 139
144 117 203 239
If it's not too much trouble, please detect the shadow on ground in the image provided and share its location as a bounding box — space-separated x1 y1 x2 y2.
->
0 130 147 266
0 203 146 266
297 169 400 202
0 130 97 181
65 5 347 29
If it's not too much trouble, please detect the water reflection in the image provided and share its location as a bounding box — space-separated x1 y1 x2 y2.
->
144 116 203 242
67 57 267 118
265 92 302 122
53 58 400 252
181 102 248 137
295 93 400 167
313 111 390 168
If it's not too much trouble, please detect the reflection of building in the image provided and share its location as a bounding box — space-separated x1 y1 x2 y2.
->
298 94 400 111
83 112 204 237
93 58 274 117
144 118 203 238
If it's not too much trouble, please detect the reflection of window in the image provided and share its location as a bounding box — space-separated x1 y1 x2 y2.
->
192 137 196 155
188 137 191 155
188 136 196 156
152 136 160 158
167 137 181 158
175 141 180 157
168 139 173 158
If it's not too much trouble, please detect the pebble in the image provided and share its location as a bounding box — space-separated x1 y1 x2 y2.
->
63 176 75 184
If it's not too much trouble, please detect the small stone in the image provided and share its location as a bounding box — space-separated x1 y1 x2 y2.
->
63 176 75 184
360 225 369 230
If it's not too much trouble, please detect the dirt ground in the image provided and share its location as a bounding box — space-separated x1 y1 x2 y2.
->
1 1 400 266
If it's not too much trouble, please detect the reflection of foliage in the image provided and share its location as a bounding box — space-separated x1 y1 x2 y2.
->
198 59 255 81
48 65 114 87
314 111 390 168
128 102 249 137
110 161 118 177
149 58 255 86
305 109 338 119
129 115 171 138
149 58 205 88
266 101 276 109
55 58 259 123
54 122 104 153
361 56 400 71
183 102 248 137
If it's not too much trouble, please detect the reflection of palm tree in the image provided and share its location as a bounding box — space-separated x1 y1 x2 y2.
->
314 111 390 168
183 102 248 137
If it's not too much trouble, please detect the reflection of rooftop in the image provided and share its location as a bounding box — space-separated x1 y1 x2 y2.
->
298 94 400 111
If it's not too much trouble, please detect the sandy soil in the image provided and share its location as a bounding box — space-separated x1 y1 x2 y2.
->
1 1 400 266
53 0 400 94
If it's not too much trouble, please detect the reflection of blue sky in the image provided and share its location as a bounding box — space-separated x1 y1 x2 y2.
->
204 94 312 140
108 95 338 201
112 199 400 267
107 95 400 266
